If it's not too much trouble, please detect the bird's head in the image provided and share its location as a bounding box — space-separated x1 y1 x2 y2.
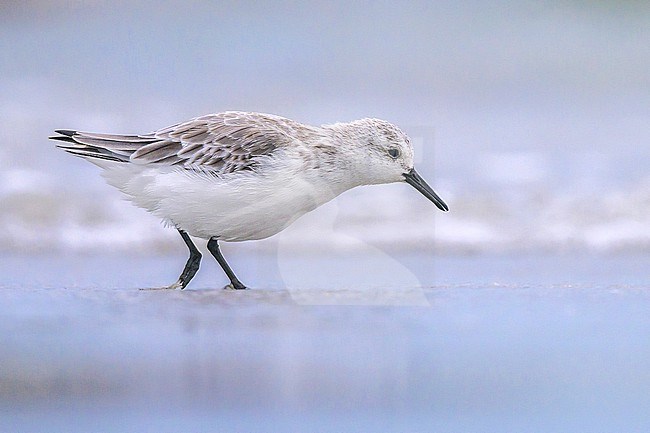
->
340 118 449 212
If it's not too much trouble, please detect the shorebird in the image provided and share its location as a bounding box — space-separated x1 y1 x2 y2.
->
51 111 448 289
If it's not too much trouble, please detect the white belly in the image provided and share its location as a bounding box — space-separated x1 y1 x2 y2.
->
100 163 343 241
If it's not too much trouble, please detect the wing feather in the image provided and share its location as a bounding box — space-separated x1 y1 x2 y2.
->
131 140 183 163
52 111 306 174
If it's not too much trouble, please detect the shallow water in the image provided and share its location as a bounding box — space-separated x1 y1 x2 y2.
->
1 253 649 432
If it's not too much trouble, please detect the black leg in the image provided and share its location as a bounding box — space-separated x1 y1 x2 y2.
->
171 229 202 289
207 237 247 290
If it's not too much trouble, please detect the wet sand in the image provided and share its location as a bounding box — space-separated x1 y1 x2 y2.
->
1 253 649 432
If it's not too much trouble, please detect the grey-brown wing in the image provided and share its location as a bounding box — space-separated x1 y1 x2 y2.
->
137 112 298 172
52 111 300 174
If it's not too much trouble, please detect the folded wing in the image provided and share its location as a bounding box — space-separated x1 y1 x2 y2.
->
51 111 298 174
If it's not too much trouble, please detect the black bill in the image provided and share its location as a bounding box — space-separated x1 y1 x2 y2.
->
403 168 449 212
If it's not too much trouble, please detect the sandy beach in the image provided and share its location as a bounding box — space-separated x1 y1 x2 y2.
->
1 253 649 432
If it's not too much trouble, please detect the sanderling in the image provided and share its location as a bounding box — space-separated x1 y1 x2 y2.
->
51 111 448 289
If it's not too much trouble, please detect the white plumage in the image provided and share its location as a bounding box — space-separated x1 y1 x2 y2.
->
52 111 448 289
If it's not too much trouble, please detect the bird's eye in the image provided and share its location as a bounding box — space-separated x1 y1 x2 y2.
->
388 148 400 159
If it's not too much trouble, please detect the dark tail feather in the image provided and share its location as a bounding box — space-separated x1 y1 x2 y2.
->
54 129 77 137
50 130 156 163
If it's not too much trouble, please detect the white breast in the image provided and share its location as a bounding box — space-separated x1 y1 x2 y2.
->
99 160 345 242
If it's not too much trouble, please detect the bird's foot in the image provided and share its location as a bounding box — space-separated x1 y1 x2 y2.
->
223 282 247 290
139 280 185 291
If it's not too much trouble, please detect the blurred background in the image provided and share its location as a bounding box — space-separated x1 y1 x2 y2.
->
2 4 650 432
0 0 648 254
